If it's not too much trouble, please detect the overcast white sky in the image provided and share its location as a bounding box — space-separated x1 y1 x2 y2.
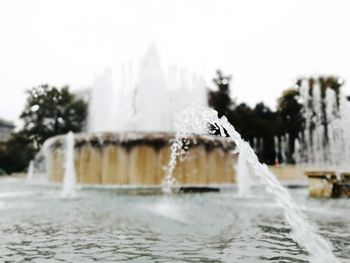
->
1 0 350 126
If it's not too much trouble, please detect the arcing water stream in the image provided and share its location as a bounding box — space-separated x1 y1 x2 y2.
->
166 106 338 263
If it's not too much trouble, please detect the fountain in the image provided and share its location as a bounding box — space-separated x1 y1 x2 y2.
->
164 106 338 263
271 78 350 197
22 48 344 262
295 79 350 168
88 44 207 132
295 79 350 197
43 46 237 187
46 132 236 187
235 148 252 197
61 131 77 198
26 160 34 181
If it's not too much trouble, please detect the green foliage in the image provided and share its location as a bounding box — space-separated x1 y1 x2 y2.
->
277 88 304 162
208 70 283 164
208 70 234 118
0 168 6 176
20 84 87 149
207 71 345 164
0 84 87 174
0 132 36 174
229 102 283 164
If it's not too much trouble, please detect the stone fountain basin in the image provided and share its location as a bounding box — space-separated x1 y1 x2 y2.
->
305 170 350 198
47 132 237 186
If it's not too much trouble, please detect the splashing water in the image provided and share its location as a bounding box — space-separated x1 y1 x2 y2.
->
162 138 181 194
27 160 34 181
166 106 338 263
294 79 350 171
61 131 77 198
162 130 192 193
235 149 251 197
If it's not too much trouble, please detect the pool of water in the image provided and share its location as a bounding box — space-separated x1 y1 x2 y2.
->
0 178 349 262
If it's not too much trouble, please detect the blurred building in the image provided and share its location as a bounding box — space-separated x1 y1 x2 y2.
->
0 118 15 142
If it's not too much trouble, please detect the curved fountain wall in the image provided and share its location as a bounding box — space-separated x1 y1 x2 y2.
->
47 132 237 185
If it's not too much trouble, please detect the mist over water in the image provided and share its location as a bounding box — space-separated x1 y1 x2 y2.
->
88 45 207 133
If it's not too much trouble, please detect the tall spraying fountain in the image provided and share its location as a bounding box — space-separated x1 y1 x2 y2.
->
235 149 252 197
88 45 207 132
44 46 236 186
294 78 350 170
30 46 343 261
61 131 77 198
26 160 34 181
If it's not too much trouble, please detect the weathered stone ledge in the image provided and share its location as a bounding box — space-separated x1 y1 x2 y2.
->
47 132 237 185
50 132 236 153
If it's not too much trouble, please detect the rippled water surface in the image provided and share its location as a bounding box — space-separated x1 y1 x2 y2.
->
0 178 349 262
